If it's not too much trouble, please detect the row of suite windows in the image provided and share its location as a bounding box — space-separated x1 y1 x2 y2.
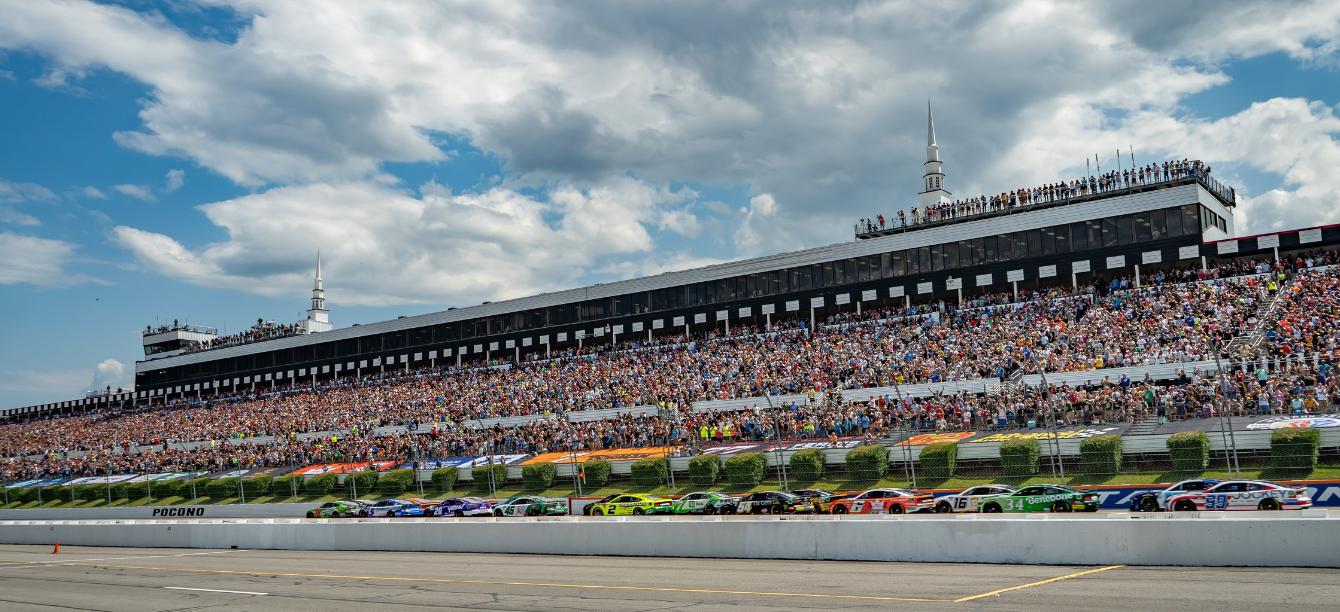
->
147 203 1214 385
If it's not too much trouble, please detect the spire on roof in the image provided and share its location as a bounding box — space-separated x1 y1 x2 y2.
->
927 100 937 147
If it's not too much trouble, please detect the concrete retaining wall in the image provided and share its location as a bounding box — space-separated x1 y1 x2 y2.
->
3 512 1335 567
0 503 307 521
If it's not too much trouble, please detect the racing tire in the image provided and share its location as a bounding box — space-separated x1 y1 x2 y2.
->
1050 501 1071 513
387 510 397 518
454 510 465 518
982 503 1002 514
493 509 504 517
723 506 736 515
1173 500 1197 512
935 501 953 514
1258 498 1282 511
703 505 716 516
1138 497 1159 513
592 507 604 516
525 507 540 517
359 510 369 518
889 504 905 514
306 511 316 518
632 508 644 516
832 505 848 514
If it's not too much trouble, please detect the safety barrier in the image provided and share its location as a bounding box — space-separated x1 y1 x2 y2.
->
1 512 1335 566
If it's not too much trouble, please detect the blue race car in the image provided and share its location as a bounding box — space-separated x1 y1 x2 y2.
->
1129 479 1221 512
426 496 494 517
358 498 432 517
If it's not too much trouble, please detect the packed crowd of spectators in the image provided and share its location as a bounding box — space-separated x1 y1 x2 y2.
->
858 159 1209 233
184 319 301 354
4 254 1336 480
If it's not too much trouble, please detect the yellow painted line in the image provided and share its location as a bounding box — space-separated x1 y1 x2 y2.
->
954 565 1126 602
0 560 950 602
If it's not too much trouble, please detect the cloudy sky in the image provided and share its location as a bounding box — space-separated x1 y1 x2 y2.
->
2 0 1340 408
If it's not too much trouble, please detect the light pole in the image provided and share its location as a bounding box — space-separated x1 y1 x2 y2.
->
1035 357 1065 485
1211 344 1242 478
891 374 916 490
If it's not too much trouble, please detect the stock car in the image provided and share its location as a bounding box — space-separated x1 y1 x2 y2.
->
427 497 494 517
492 496 570 517
830 488 936 514
735 491 815 514
359 498 434 517
588 493 675 516
669 491 739 515
305 500 368 518
582 494 621 516
933 485 1018 513
1166 480 1313 512
978 485 1100 513
788 489 840 514
1128 479 1221 512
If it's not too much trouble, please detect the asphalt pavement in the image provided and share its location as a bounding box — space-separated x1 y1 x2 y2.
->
0 544 1333 611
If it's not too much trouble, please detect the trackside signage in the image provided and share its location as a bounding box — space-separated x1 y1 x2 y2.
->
150 507 207 517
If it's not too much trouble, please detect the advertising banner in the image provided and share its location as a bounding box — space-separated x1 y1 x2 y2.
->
407 455 529 469
523 447 671 465
3 478 68 489
697 437 867 456
204 466 300 479
289 461 398 476
62 474 139 487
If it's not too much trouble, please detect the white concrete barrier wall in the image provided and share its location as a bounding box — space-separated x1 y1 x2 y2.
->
2 514 1335 567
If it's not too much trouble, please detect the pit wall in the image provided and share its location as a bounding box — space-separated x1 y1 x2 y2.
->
3 512 1336 567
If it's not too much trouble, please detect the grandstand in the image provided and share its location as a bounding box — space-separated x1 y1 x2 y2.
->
3 110 1339 486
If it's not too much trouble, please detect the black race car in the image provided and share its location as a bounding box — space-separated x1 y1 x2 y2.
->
582 494 620 516
735 491 815 514
788 488 841 514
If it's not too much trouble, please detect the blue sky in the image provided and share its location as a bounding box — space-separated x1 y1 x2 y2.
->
3 1 1340 408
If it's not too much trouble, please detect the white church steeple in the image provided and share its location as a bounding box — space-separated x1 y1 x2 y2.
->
298 250 332 334
919 100 952 209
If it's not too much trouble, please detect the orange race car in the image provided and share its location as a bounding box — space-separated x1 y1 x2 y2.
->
830 488 935 514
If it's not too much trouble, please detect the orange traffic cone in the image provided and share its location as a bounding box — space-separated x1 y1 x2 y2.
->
52 542 59 554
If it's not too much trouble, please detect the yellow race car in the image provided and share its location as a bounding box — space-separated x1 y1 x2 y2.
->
588 493 674 516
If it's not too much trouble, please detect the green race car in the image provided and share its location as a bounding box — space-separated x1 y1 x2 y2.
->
492 496 569 517
305 500 368 518
669 491 738 515
977 484 1099 513
588 493 675 516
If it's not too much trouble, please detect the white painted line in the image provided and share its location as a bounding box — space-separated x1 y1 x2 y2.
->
164 587 267 595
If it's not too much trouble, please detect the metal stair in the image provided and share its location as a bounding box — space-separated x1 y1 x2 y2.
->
1224 278 1290 358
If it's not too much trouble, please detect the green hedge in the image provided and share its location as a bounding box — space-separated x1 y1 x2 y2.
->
582 459 612 488
919 442 958 479
17 487 40 503
377 469 416 495
471 463 509 490
345 470 380 496
1167 430 1209 473
183 477 211 498
688 454 721 486
845 445 889 481
155 478 187 498
241 475 273 497
522 462 558 490
630 457 668 487
999 438 1040 476
431 467 459 491
271 474 303 497
304 473 337 496
1080 435 1122 475
205 477 239 498
76 484 106 501
724 452 767 486
1271 428 1320 470
789 448 826 482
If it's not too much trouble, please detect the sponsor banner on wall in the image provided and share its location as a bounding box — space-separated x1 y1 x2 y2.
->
4 478 68 489
524 447 671 465
124 471 208 483
889 425 1131 446
205 466 300 480
698 437 866 456
927 480 1340 510
406 455 529 469
61 474 140 487
1244 415 1340 430
289 461 398 476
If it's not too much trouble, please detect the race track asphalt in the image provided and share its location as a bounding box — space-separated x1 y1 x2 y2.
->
0 544 1333 612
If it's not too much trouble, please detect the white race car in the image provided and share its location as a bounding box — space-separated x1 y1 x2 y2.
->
933 484 1016 513
1166 480 1312 512
1127 479 1220 512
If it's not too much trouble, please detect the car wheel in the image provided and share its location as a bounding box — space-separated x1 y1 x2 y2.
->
525 507 539 516
359 510 369 518
833 505 848 514
493 509 503 517
1173 500 1197 512
723 506 736 515
935 501 953 514
633 508 644 515
982 503 1002 513
1258 498 1282 511
703 505 716 515
388 510 397 518
1138 497 1159 513
1050 501 1071 513
592 507 604 516
306 511 315 518
454 509 465 518
889 504 905 514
